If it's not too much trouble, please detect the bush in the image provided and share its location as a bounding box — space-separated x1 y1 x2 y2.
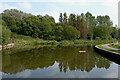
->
95 37 101 41
35 40 59 45
60 40 74 46
11 32 33 40
63 25 80 40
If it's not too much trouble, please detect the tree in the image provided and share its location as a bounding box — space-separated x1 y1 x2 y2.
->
2 14 17 32
88 16 95 40
2 20 11 45
63 25 80 40
63 12 67 24
2 9 117 41
85 12 95 40
68 14 76 27
59 13 63 24
76 15 81 30
96 15 113 40
118 29 120 40
21 15 55 39
111 25 118 39
55 25 64 41
94 25 109 40
3 9 32 20
44 14 55 23
80 13 88 39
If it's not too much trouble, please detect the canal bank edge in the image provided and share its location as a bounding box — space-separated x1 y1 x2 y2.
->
95 44 120 56
0 43 14 51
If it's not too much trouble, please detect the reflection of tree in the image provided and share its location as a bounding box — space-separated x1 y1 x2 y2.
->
2 47 56 74
95 54 110 69
56 46 111 73
2 46 111 74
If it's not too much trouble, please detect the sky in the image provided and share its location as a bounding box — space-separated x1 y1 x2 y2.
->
0 0 119 26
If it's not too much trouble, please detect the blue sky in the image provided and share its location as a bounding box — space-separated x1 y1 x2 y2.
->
0 0 119 26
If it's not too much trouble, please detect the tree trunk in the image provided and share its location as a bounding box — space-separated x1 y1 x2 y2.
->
90 34 93 41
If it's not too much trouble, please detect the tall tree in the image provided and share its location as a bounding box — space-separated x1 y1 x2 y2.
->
63 12 67 24
76 15 81 30
88 16 95 40
80 13 88 39
68 14 76 27
85 12 94 40
59 13 63 24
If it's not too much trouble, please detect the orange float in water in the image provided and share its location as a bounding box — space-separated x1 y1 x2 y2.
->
79 51 86 53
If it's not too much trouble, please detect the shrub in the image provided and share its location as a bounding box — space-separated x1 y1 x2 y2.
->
95 37 101 41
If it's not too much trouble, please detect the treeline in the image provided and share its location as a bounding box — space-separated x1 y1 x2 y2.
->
1 9 120 44
59 12 120 40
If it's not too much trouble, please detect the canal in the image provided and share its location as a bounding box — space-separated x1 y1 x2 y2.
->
2 45 118 78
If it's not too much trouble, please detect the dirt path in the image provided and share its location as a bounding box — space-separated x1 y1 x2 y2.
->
102 44 120 51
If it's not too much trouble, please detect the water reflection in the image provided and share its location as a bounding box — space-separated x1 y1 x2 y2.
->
2 46 111 74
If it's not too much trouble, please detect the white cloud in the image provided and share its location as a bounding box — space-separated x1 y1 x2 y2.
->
35 4 60 23
0 72 2 80
0 3 17 10
16 70 31 78
17 3 31 10
102 72 118 78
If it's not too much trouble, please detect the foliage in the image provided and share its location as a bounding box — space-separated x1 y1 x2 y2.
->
3 9 32 20
11 32 34 40
94 25 110 40
95 37 101 41
2 14 17 32
20 15 55 39
111 26 118 39
118 29 120 40
54 25 64 41
1 9 119 41
63 25 80 40
2 20 11 45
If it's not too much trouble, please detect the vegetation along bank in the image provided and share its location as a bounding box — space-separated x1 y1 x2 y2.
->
1 9 120 47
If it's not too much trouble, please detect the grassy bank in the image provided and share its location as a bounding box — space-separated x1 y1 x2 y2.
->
108 44 120 49
97 44 120 53
8 33 117 47
2 33 118 54
12 39 117 47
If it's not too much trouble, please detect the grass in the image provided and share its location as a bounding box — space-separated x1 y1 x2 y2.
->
97 44 120 53
73 40 116 45
7 33 117 47
11 32 35 40
12 39 117 47
108 44 120 49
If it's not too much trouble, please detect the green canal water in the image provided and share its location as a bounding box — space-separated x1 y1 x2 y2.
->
2 45 118 78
